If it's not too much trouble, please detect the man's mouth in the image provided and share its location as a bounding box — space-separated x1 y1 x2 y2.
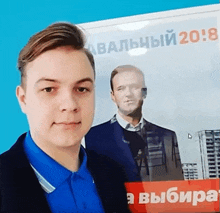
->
56 121 81 125
125 100 134 103
53 121 82 129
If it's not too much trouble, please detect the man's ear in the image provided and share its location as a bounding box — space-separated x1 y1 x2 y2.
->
16 85 27 114
142 87 147 99
110 90 116 103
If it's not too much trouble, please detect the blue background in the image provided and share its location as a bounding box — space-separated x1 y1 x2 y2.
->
0 0 218 153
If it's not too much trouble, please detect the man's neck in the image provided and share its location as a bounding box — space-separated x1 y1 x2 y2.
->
35 140 81 172
48 146 81 172
118 111 142 126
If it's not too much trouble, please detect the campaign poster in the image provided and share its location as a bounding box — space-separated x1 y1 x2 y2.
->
80 4 220 212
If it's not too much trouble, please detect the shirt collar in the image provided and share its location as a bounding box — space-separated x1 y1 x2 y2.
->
116 112 144 132
24 131 90 193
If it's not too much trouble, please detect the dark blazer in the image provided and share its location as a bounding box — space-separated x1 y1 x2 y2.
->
85 116 184 182
0 133 131 213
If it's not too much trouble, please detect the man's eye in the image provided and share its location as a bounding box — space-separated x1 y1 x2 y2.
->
43 87 54 93
77 87 89 93
117 87 124 91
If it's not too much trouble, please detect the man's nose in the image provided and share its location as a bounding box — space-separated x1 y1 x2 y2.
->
59 92 79 112
124 87 133 96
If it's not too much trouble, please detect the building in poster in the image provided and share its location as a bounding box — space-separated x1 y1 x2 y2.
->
198 129 220 179
182 163 199 180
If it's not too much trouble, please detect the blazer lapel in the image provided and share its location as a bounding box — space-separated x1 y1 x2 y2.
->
0 133 51 213
113 121 135 164
112 120 141 181
86 150 129 213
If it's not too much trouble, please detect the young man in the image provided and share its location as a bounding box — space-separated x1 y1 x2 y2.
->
0 23 130 213
86 65 184 182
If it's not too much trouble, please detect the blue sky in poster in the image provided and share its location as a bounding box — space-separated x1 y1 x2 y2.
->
0 0 219 153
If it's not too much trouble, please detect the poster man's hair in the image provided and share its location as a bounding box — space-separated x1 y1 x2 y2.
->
110 65 146 91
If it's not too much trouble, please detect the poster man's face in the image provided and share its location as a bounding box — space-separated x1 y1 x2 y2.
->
16 47 95 151
111 70 146 117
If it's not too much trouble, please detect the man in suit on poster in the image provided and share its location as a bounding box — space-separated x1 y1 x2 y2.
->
0 23 131 213
86 65 184 182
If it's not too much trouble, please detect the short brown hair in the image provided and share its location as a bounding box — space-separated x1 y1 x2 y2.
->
17 22 95 88
110 65 145 91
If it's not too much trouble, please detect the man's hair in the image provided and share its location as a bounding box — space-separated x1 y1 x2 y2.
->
110 65 145 91
17 22 95 88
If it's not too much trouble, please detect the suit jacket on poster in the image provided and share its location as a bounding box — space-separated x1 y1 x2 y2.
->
85 116 184 182
0 133 131 213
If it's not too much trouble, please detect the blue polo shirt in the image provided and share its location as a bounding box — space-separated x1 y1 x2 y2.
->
23 132 105 213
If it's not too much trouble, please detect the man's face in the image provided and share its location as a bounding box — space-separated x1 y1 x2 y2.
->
111 70 146 117
16 47 95 152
